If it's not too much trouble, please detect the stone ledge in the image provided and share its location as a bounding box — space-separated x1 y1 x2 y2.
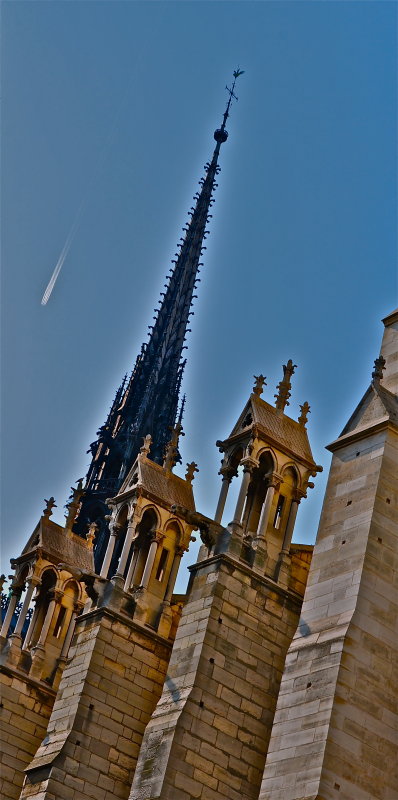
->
0 663 57 699
188 552 304 607
76 605 173 650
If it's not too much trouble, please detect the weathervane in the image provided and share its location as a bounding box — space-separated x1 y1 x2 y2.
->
215 68 245 144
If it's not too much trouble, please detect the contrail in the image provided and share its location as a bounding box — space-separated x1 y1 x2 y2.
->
41 199 85 305
40 67 140 306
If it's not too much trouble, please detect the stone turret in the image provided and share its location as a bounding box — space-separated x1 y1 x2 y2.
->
18 432 198 800
0 498 92 800
130 365 321 800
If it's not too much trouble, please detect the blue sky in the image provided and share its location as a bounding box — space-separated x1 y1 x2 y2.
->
1 2 396 591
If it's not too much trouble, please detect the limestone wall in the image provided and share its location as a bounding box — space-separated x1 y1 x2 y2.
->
130 550 306 800
0 668 55 800
20 607 172 800
259 426 398 800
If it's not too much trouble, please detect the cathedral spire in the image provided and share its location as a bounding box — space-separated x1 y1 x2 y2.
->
75 72 243 566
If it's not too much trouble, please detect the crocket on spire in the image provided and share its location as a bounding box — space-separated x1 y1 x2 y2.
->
75 71 243 568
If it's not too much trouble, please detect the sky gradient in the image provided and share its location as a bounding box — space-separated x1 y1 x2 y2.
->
1 1 397 591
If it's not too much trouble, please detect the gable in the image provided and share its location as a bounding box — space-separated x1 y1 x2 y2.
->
340 386 391 437
228 399 255 438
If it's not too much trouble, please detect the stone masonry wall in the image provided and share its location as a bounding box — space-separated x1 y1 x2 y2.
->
0 668 55 800
259 427 397 800
130 550 305 800
20 608 172 800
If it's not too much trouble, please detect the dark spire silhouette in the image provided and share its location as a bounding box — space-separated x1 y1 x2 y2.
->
75 71 243 568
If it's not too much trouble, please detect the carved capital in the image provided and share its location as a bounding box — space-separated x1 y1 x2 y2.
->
241 458 258 474
110 522 122 538
219 466 234 482
268 473 283 490
150 531 164 545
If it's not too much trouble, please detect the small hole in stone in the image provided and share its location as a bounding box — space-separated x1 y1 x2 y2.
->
342 540 346 545
306 682 312 688
76 740 81 746
346 500 352 506
89 703 94 710
209 657 214 664
356 452 360 457
334 783 340 791
378 537 382 544
199 701 204 708
218 618 223 624
386 498 391 504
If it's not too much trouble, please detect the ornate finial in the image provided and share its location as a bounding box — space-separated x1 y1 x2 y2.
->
0 574 6 593
214 68 244 143
298 402 311 427
65 479 85 531
163 422 185 473
372 355 386 383
253 374 266 397
140 434 152 457
43 497 57 518
185 462 199 484
86 522 98 550
274 360 297 413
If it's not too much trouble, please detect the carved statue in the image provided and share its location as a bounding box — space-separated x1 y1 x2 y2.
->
86 522 98 550
372 355 386 383
140 434 152 456
163 422 184 473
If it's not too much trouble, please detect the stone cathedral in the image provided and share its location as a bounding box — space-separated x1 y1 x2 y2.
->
1 74 397 800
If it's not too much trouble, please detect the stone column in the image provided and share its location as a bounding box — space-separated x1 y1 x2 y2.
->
0 589 20 641
233 461 255 524
53 601 83 690
256 481 278 539
114 514 136 581
158 546 186 638
13 578 39 637
134 533 163 624
124 544 139 591
253 476 281 572
140 533 162 589
276 497 300 587
6 577 40 666
22 594 41 650
281 499 299 553
100 523 120 578
214 469 233 524
29 590 62 679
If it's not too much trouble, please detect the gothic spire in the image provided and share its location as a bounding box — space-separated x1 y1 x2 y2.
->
75 71 243 566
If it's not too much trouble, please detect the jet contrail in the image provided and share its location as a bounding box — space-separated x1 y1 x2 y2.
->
40 65 142 306
41 199 86 305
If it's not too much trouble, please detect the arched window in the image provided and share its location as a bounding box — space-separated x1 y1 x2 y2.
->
131 508 158 588
244 451 274 534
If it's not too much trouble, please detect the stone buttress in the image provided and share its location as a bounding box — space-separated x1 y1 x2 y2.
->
18 435 198 800
130 368 321 800
259 310 398 800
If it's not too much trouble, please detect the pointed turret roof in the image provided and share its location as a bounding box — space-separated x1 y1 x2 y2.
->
74 72 243 566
